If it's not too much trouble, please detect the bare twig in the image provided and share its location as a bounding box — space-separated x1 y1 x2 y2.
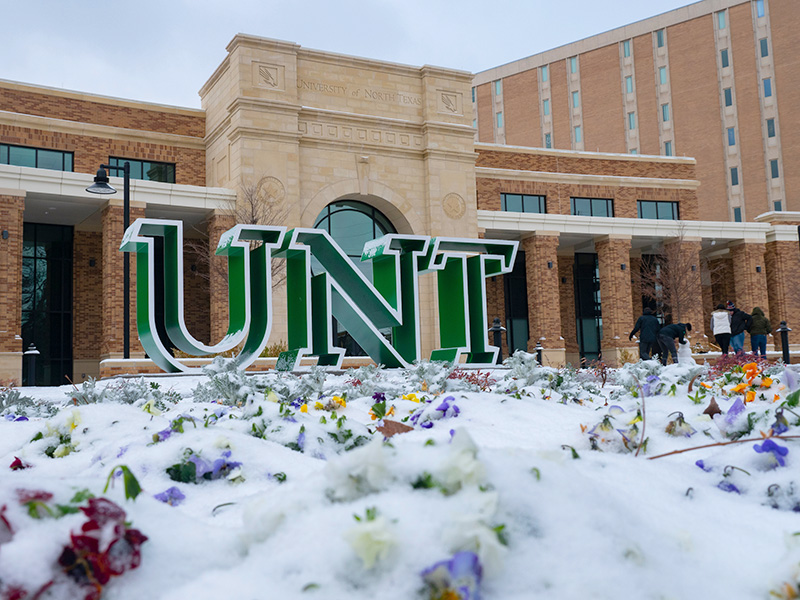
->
647 434 800 460
634 381 647 457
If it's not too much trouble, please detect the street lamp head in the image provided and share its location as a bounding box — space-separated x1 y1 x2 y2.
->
85 167 117 195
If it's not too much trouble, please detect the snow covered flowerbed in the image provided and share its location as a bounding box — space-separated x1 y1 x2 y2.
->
1 354 800 599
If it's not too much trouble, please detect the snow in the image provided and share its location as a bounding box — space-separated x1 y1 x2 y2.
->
1 355 800 599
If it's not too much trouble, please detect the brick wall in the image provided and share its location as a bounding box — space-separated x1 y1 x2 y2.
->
476 83 494 143
0 124 205 186
581 45 626 154
208 213 236 343
0 85 204 138
596 237 634 356
729 242 769 314
183 242 211 345
549 60 571 149
523 235 563 350
503 69 541 147
633 34 661 156
765 240 800 346
73 232 102 361
558 255 579 355
0 194 24 357
770 0 800 212
484 276 511 358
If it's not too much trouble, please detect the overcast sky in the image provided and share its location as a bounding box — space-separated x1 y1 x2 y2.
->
3 0 694 109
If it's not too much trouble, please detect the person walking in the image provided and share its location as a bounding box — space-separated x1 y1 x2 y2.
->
629 307 660 361
727 301 752 354
710 303 732 355
749 306 771 357
657 322 692 366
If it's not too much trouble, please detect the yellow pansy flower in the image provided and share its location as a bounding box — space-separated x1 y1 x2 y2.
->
332 396 346 408
300 403 308 413
402 393 420 403
745 390 756 403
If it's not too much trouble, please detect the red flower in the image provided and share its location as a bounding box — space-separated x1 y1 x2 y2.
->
15 489 52 504
9 457 31 470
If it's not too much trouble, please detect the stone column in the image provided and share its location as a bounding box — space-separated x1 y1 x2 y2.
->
664 238 705 341
0 191 25 385
558 253 579 366
207 211 236 344
101 200 146 360
523 233 565 366
595 235 637 366
765 240 800 350
729 241 769 315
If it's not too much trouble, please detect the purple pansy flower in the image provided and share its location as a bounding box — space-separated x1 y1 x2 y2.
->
724 398 746 425
296 428 306 451
372 392 386 403
4 414 28 422
718 480 741 494
421 551 483 600
188 453 213 479
754 439 789 468
695 459 712 472
771 409 790 436
154 486 185 506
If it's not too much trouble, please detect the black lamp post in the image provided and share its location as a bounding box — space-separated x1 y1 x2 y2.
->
488 317 506 362
86 163 131 359
776 321 792 364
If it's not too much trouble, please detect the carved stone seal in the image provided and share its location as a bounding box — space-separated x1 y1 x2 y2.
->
442 193 466 220
257 176 286 203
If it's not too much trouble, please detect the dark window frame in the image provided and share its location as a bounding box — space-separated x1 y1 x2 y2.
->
637 200 680 220
501 193 547 214
570 197 614 217
108 157 176 183
0 143 73 172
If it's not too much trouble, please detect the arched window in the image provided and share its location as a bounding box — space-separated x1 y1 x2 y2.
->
313 200 397 355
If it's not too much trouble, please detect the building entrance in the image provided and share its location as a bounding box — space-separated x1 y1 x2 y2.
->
21 223 73 386
574 253 602 362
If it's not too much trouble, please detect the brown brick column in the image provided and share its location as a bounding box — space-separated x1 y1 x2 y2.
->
729 242 769 316
208 211 236 344
765 240 800 349
523 234 564 365
629 254 642 318
558 254 578 364
0 191 25 385
484 275 510 359
710 256 735 305
101 201 146 359
664 238 705 340
73 232 103 380
595 235 636 365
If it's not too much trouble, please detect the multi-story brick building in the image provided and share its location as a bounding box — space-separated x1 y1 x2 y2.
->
474 0 795 224
0 29 798 385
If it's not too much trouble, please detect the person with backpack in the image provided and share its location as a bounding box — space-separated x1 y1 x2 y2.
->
710 303 732 355
629 307 660 360
657 322 692 366
749 306 772 357
727 301 752 354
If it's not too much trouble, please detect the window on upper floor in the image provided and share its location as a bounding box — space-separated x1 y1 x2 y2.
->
501 193 547 214
717 10 726 29
541 65 548 82
734 207 742 222
625 75 634 94
659 67 668 85
771 159 780 179
724 87 733 107
760 38 769 58
543 98 550 116
623 40 631 57
630 148 638 155
664 141 674 156
628 112 636 130
572 91 580 108
774 200 782 211
544 133 552 148
571 197 614 217
569 56 578 73
727 127 736 146
496 112 503 128
574 125 582 143
1 143 73 172
656 29 665 48
108 157 176 183
471 87 475 103
662 103 670 122
756 0 765 18
767 118 776 138
763 77 773 97
731 167 740 186
495 80 502 95
720 49 730 68
638 200 679 220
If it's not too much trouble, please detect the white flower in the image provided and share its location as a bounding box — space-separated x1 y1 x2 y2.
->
442 513 507 576
325 438 392 501
438 429 486 493
344 515 395 568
